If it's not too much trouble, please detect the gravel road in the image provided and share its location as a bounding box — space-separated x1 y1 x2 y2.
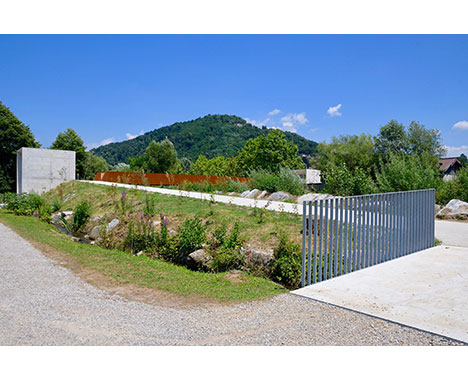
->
0 222 462 345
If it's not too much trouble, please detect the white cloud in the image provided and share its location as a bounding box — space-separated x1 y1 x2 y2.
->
327 104 342 117
279 112 308 133
126 129 144 140
86 137 115 151
245 117 270 127
268 109 281 116
444 145 468 157
453 120 468 130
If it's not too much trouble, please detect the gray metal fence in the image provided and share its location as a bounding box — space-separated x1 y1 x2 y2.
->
301 189 435 287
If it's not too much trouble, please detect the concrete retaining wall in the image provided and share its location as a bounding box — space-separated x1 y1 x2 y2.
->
17 148 76 194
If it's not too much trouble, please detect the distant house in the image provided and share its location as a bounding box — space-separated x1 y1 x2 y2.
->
439 157 462 182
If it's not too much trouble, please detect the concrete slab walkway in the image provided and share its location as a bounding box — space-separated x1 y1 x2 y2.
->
435 220 468 248
292 245 468 343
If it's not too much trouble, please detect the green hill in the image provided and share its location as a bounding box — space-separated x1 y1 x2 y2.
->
92 114 318 166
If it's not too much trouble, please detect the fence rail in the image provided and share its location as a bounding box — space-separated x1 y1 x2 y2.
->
301 189 435 287
94 171 250 186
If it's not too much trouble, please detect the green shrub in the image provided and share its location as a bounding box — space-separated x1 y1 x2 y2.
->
71 200 91 232
209 221 245 272
322 163 377 196
375 153 442 193
249 167 305 196
4 193 46 216
210 245 245 272
50 198 62 213
270 234 302 289
178 217 206 256
38 202 52 223
124 215 158 253
436 167 468 205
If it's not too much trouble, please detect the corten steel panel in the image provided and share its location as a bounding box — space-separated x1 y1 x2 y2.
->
94 171 250 186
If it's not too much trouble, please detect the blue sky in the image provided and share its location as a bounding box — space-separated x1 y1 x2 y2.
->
1 35 467 156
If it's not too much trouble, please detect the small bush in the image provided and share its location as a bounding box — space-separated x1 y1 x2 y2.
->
144 194 156 216
50 198 62 213
249 167 305 196
178 217 206 256
5 193 43 215
71 200 91 232
124 215 158 253
210 245 245 272
155 215 180 262
210 221 246 272
270 234 302 289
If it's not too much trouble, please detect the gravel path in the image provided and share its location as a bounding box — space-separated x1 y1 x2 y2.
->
0 222 462 345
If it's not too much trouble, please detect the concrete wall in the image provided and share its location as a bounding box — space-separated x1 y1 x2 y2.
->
17 148 76 194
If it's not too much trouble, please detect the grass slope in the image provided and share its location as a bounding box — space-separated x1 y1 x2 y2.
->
0 210 285 302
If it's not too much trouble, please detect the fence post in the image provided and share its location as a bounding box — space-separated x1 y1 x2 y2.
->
301 201 307 288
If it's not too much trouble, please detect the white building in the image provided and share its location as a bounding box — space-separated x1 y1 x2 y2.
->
17 147 76 194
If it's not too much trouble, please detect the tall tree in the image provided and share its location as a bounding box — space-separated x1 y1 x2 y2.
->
0 101 40 192
317 133 376 173
374 120 407 156
236 129 305 174
406 121 446 157
50 128 87 178
83 152 108 180
143 138 180 173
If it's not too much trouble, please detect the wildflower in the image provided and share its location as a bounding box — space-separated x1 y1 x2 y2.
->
120 191 127 200
163 216 168 227
34 209 39 216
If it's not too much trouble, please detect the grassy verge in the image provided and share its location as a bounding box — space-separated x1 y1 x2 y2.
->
44 181 304 249
0 209 286 302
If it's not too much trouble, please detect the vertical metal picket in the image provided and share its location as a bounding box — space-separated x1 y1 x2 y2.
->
318 199 324 282
301 202 307 288
307 201 313 285
329 198 335 279
323 199 329 281
312 201 318 284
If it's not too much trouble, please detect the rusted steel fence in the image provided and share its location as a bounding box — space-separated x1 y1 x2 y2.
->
93 171 250 186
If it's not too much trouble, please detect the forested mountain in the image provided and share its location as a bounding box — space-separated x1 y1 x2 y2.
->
92 114 318 165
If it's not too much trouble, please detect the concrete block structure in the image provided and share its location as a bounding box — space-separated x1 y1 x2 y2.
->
292 168 321 185
16 147 75 194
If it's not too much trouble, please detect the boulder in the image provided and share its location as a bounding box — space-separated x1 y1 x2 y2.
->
246 189 261 199
435 204 442 215
240 190 251 198
51 211 73 225
106 218 120 232
186 249 212 270
257 190 269 199
0 203 5 209
267 191 291 201
91 215 103 223
242 246 274 267
437 199 468 219
89 225 103 240
296 193 336 203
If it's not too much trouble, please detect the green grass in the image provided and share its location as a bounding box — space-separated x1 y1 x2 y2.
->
0 210 286 302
